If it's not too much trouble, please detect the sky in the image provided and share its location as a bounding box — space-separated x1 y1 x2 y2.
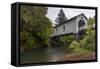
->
46 7 95 26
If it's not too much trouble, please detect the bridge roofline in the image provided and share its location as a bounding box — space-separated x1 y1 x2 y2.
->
54 13 88 28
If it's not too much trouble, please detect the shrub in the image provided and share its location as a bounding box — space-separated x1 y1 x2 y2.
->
69 40 80 52
80 30 95 51
60 35 74 46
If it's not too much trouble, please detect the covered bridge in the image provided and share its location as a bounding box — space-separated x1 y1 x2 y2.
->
52 13 88 37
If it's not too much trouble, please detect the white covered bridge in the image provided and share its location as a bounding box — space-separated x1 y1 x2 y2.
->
52 13 88 37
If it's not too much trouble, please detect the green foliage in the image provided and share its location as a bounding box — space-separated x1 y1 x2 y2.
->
69 40 80 52
20 31 30 41
68 30 95 53
20 5 54 51
68 40 87 53
20 31 39 50
60 35 74 45
67 26 95 53
80 30 95 51
87 17 95 26
80 17 95 52
23 37 36 50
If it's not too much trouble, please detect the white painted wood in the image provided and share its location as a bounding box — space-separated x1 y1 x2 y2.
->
52 14 87 37
76 15 87 32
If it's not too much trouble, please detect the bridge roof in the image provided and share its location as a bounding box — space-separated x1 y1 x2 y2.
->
54 13 88 28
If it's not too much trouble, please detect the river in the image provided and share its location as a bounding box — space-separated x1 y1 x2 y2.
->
20 47 69 64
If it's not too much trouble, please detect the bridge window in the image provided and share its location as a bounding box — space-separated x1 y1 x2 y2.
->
78 20 85 27
63 25 65 32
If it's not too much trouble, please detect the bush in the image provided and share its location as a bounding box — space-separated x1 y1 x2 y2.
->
60 35 74 46
20 32 40 51
69 40 90 53
80 30 95 51
69 41 80 52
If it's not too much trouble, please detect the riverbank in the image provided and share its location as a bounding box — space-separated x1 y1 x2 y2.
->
20 46 95 64
52 52 95 62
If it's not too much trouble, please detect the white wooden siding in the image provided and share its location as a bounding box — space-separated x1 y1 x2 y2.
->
76 15 87 32
52 15 87 37
52 18 77 36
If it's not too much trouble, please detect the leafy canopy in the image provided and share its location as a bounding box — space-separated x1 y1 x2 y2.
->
20 5 54 51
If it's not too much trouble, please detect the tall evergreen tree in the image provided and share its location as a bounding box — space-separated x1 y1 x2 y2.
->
55 9 67 24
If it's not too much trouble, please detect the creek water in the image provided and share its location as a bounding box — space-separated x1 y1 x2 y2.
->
20 47 69 64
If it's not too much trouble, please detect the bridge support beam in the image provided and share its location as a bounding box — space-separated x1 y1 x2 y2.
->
74 33 80 41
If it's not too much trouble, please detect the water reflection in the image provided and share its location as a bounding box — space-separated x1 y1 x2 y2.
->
20 47 67 64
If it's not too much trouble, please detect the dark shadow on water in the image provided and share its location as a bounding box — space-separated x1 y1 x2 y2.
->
20 46 69 64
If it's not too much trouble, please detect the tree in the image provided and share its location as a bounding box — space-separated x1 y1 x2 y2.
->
20 6 54 51
55 9 67 24
87 17 95 26
86 17 95 35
